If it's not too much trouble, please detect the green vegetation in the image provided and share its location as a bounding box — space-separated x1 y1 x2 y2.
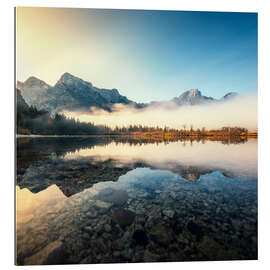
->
17 105 111 135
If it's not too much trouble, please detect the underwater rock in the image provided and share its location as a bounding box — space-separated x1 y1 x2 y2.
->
111 209 136 227
132 229 148 246
149 224 174 246
162 209 175 218
187 221 204 241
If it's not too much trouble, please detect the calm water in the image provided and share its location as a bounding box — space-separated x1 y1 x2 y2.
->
16 137 258 265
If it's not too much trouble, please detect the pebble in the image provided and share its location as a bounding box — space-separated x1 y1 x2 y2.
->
84 226 92 233
170 191 177 199
132 230 148 246
162 209 175 218
111 209 136 227
149 224 174 246
104 224 111 232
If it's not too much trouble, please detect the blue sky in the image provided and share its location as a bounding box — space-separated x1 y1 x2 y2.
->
17 8 257 102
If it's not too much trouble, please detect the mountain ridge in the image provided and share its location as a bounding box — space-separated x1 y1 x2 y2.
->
17 73 238 113
17 73 133 113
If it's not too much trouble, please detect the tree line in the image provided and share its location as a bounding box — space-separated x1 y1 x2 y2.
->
17 104 111 135
17 100 250 136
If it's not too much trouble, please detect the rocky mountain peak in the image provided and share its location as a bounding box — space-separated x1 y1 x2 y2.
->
58 72 76 82
56 72 93 88
187 89 201 97
25 76 40 83
23 76 50 88
172 89 212 106
16 76 51 106
177 89 202 100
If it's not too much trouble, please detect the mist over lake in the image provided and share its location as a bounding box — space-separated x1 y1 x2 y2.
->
65 91 258 131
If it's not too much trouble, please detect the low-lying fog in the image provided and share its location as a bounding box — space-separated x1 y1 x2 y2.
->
64 92 257 131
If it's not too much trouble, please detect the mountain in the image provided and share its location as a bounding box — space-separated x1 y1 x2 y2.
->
54 73 132 106
16 88 29 111
148 89 237 109
17 73 238 113
171 89 238 106
171 89 214 106
17 73 133 113
17 77 51 106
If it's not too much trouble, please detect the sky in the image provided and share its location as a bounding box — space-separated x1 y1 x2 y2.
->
16 7 257 102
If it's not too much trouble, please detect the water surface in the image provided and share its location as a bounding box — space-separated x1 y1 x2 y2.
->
16 137 258 264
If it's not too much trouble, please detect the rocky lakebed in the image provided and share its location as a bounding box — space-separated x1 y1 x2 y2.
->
16 137 258 265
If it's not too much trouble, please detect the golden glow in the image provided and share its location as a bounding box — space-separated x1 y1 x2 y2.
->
16 184 66 225
15 7 258 104
16 7 126 88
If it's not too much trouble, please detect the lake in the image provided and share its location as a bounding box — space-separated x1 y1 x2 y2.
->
15 137 258 264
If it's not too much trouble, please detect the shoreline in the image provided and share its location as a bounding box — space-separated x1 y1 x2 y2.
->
16 133 258 138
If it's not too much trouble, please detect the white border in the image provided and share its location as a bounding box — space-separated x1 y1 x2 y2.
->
1 0 269 269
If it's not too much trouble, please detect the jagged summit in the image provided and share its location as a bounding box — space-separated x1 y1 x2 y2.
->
172 89 214 106
58 72 74 82
184 89 201 97
24 76 42 83
55 72 93 88
60 72 73 79
16 76 51 90
16 76 51 106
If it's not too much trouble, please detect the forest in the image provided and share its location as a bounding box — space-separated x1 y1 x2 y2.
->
17 103 111 135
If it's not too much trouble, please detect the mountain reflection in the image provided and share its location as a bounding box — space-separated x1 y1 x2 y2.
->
16 137 258 264
16 137 257 197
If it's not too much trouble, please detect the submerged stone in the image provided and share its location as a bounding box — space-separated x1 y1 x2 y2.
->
84 226 93 233
149 224 173 246
90 238 107 253
132 229 148 246
170 191 177 199
104 224 111 232
162 209 175 218
197 235 239 260
187 221 204 241
111 209 136 227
